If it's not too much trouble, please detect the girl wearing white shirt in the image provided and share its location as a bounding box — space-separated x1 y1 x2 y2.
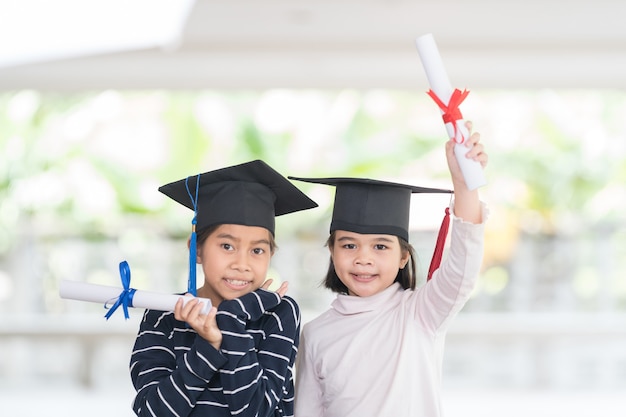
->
290 125 488 417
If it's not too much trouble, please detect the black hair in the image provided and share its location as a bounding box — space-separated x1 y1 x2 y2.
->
323 230 417 293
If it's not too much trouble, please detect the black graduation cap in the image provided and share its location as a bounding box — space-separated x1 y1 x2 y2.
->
288 177 451 241
160 160 318 236
288 176 453 281
159 160 318 296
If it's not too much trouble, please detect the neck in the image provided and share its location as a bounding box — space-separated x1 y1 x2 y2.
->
196 286 223 307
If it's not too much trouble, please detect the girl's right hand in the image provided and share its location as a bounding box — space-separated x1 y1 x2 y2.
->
261 278 289 298
175 295 222 350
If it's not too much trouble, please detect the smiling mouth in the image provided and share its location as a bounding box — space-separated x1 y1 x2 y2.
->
224 278 251 289
351 273 377 282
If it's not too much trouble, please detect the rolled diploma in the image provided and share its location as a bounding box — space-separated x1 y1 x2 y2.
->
59 280 212 315
415 33 486 190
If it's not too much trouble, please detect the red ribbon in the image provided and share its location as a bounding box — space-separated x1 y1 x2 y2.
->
427 207 450 281
427 88 470 144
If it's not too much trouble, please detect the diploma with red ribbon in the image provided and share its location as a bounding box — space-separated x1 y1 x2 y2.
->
415 33 487 190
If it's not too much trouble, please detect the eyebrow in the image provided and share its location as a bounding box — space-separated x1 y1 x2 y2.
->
216 233 271 246
336 235 396 244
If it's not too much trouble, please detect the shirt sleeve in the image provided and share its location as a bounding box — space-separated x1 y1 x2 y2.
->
216 289 300 417
129 309 228 417
294 323 325 417
413 201 488 332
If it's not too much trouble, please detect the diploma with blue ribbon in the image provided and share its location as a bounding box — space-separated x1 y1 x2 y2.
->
59 261 212 319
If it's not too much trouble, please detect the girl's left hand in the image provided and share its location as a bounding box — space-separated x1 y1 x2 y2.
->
261 278 289 298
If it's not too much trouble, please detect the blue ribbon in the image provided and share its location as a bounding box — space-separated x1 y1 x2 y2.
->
104 261 136 320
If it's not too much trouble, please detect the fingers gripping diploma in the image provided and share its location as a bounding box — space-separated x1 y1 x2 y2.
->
446 121 489 187
175 295 222 350
445 120 488 224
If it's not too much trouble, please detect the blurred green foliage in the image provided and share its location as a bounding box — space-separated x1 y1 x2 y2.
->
0 89 625 251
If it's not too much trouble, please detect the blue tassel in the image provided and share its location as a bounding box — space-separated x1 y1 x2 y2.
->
188 221 197 296
185 174 201 296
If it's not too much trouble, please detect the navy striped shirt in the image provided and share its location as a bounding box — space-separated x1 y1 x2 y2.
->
130 289 300 417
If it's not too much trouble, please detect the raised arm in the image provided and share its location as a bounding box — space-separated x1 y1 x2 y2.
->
412 123 488 331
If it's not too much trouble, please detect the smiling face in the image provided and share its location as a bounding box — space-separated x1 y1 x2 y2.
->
329 230 410 297
196 224 273 305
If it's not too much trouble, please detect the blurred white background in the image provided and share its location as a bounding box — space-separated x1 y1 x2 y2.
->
1 1 625 416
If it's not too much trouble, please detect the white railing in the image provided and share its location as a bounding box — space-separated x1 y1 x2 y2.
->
2 312 625 390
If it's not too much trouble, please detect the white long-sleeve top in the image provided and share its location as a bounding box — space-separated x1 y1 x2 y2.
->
294 203 487 417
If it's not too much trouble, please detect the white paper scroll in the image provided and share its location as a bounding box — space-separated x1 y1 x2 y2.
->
59 280 212 316
415 33 487 191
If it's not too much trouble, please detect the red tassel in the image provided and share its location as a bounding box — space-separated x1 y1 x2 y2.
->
427 207 450 281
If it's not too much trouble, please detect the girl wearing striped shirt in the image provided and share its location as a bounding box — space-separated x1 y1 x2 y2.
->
129 160 317 417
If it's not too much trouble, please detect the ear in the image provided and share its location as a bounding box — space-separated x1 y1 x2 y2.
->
400 253 410 269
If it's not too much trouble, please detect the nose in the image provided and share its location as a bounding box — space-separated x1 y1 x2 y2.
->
354 247 373 266
231 251 251 272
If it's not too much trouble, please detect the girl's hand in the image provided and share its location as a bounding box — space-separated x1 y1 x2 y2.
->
446 121 488 186
261 278 289 298
175 294 222 350
446 121 486 223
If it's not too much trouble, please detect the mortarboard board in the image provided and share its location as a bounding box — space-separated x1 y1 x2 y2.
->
159 160 318 295
288 177 451 241
288 176 452 281
160 160 318 235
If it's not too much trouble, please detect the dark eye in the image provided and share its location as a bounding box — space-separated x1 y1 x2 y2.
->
252 247 266 255
342 243 357 250
221 243 234 251
374 244 387 250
